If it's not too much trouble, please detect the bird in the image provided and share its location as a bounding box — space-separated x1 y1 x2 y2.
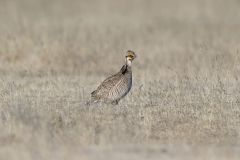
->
90 50 137 105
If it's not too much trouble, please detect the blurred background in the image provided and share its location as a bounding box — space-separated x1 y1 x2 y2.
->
0 0 240 77
1 0 240 159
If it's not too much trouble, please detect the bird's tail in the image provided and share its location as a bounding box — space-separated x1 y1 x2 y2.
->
85 98 100 106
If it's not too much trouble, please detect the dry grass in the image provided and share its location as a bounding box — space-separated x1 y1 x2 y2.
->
1 0 240 159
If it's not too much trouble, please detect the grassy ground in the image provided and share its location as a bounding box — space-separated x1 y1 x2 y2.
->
1 0 240 159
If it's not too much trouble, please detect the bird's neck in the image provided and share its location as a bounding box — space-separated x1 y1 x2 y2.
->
121 59 132 74
125 59 132 67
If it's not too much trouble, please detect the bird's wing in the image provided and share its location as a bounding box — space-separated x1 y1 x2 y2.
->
91 66 126 99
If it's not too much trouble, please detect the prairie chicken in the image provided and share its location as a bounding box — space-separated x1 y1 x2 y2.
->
90 50 137 105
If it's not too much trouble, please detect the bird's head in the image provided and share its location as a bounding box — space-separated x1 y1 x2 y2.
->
125 50 137 65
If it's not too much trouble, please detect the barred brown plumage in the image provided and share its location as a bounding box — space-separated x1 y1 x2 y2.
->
89 50 137 105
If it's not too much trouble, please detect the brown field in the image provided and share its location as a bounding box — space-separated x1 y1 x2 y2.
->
1 0 240 159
